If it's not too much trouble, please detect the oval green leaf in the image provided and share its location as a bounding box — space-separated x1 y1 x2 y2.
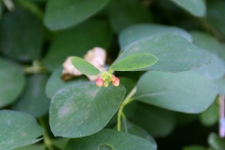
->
171 0 206 17
71 57 100 75
13 74 50 118
135 71 219 113
116 33 211 72
63 129 156 150
0 110 43 150
208 133 225 150
50 83 126 138
44 0 110 30
0 58 25 108
112 53 158 71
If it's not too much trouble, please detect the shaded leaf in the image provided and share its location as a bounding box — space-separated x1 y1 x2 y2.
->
116 33 211 72
171 0 206 17
112 53 158 71
208 133 225 150
0 8 43 62
131 103 176 137
135 71 219 113
120 24 192 49
109 0 152 33
71 57 100 75
183 145 207 150
0 110 43 150
44 0 110 30
63 129 156 150
44 19 112 71
53 139 69 149
13 74 50 117
13 145 45 150
50 83 126 138
0 58 25 108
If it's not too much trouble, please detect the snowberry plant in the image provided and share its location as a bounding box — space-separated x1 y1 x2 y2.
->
0 0 225 150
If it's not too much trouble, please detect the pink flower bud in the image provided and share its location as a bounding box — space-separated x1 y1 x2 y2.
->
96 78 104 87
112 77 120 87
111 75 116 82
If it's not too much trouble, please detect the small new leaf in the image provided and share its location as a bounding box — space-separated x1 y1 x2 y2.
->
71 57 100 76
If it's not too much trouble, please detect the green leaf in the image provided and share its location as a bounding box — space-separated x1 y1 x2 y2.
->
45 67 87 99
183 145 207 150
13 74 50 118
214 78 225 96
50 83 126 138
119 120 157 149
71 57 100 75
109 0 152 33
0 110 43 150
13 145 45 150
52 139 69 149
195 52 225 81
135 71 219 113
171 0 206 17
208 1 225 36
63 129 156 150
116 33 211 72
0 58 25 108
44 19 112 71
131 103 176 137
208 133 225 150
119 77 136 96
44 0 110 30
0 8 43 62
200 101 219 127
190 31 224 55
120 24 193 49
112 53 158 71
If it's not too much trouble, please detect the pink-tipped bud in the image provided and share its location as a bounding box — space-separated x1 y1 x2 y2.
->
96 78 104 87
111 75 116 82
112 77 120 87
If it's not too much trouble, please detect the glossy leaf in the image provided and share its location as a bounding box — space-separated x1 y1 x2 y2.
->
0 8 43 62
45 68 87 99
44 19 112 71
120 24 192 49
208 1 225 36
0 58 25 108
64 129 156 150
116 33 211 72
208 133 225 150
135 71 219 113
44 0 110 30
109 0 152 33
50 83 126 138
13 74 50 117
119 120 157 149
0 110 43 150
200 102 219 127
131 103 176 137
71 57 100 75
171 0 206 17
112 53 158 71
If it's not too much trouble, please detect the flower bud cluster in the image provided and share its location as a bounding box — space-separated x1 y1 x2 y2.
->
95 72 120 87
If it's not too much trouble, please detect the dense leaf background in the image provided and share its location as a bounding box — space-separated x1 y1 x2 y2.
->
0 0 225 150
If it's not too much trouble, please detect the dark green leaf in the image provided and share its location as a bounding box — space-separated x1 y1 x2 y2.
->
44 19 112 71
71 57 100 75
50 83 126 138
0 8 43 62
135 71 219 113
44 0 110 30
109 0 152 33
0 110 43 150
13 74 50 117
13 145 45 150
131 103 176 137
116 33 211 72
183 145 207 150
63 129 156 150
112 53 158 71
45 67 87 99
208 133 225 150
53 139 69 149
0 58 25 108
120 24 192 49
171 0 206 17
